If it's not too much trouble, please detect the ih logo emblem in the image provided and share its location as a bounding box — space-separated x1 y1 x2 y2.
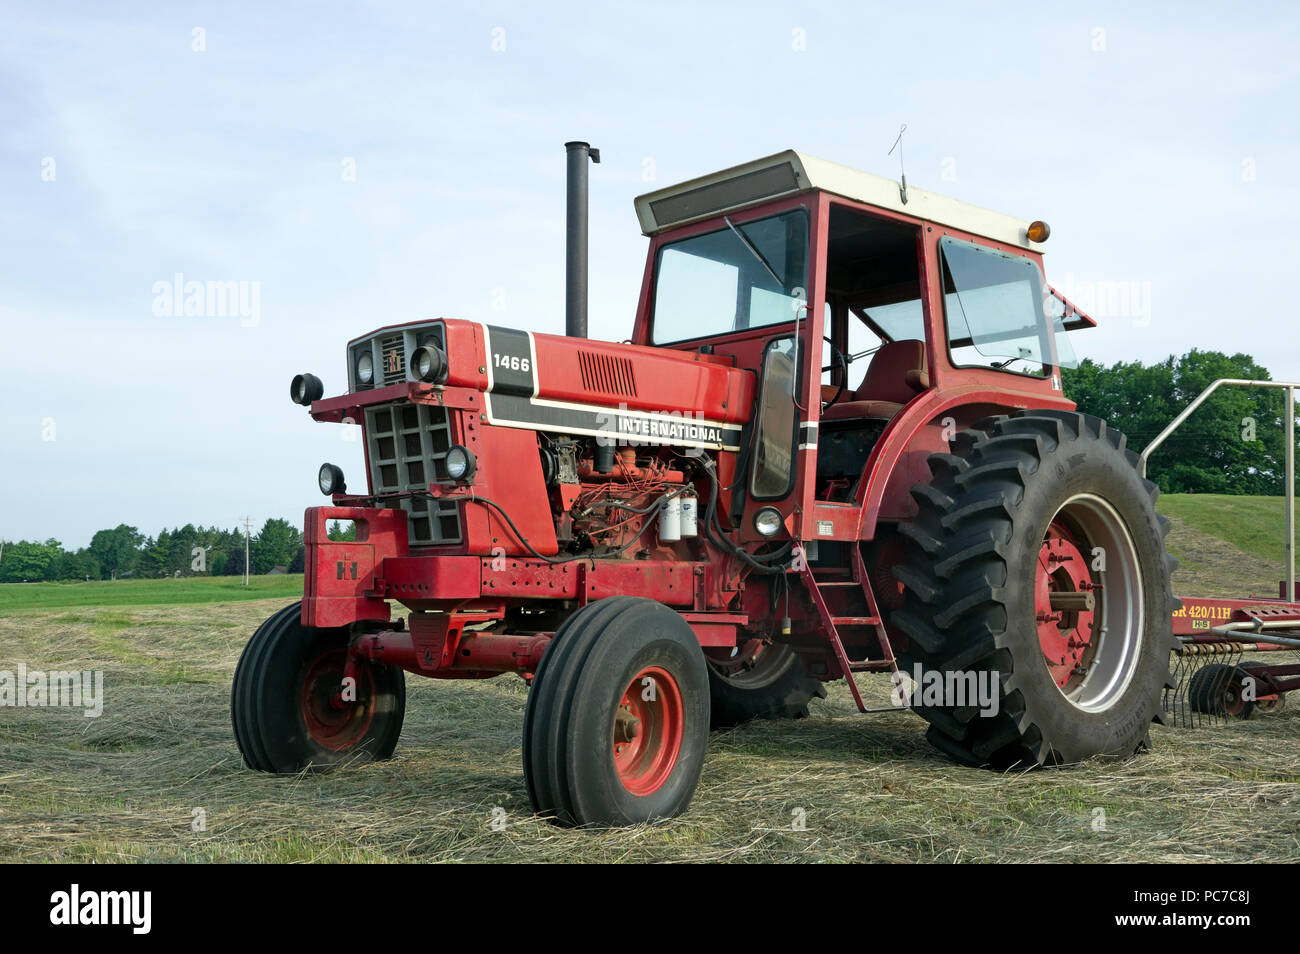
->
386 349 403 375
336 560 358 580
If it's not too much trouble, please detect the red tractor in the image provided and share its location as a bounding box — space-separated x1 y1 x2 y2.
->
232 143 1178 826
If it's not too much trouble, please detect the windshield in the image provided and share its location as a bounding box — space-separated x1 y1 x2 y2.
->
651 209 810 344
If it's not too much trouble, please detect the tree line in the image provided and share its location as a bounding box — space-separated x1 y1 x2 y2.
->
1061 348 1289 495
0 519 356 584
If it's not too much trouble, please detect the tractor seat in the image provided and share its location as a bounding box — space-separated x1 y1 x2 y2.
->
821 339 929 421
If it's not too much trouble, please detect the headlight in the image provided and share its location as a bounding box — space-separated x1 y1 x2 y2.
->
411 344 447 384
291 373 324 406
753 507 783 537
444 445 476 482
318 463 346 496
356 351 374 386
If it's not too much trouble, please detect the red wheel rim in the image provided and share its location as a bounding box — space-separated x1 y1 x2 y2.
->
299 648 376 751
613 666 684 797
1219 678 1249 717
1035 519 1098 692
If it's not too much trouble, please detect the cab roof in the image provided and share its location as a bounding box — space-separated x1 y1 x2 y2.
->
634 150 1045 252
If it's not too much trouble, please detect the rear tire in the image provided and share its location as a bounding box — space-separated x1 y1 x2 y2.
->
231 602 406 773
891 411 1178 767
705 641 826 729
523 597 710 827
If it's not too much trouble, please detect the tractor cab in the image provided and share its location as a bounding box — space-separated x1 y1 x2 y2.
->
632 151 1094 534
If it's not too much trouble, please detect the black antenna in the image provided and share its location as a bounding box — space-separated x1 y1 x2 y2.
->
888 123 908 204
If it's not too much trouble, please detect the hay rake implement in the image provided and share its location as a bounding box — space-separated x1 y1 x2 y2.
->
1144 378 1300 727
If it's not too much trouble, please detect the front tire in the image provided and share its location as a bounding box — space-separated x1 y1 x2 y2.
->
231 602 406 773
892 411 1178 768
523 597 710 827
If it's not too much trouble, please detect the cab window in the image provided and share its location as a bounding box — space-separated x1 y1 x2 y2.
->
940 236 1077 372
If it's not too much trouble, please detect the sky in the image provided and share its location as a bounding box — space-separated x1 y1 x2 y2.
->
2 0 1298 549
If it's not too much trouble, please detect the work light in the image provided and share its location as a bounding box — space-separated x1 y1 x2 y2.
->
753 507 782 537
291 373 324 406
444 445 476 482
356 351 374 386
318 463 346 496
411 344 448 384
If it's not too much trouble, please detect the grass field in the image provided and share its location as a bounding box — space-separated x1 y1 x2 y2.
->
0 500 1296 863
0 575 304 613
1158 494 1291 599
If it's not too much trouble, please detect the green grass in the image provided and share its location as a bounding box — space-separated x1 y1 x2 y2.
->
0 574 303 614
0 496 1295 862
0 595 1296 863
1157 494 1286 567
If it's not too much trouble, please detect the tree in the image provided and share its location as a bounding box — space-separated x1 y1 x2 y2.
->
1062 349 1286 495
288 545 305 574
52 548 100 581
87 524 144 580
0 539 63 582
327 520 357 541
251 518 301 574
170 523 200 575
222 545 247 578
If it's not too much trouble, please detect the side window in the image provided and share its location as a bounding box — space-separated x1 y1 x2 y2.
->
940 236 1077 372
751 337 799 500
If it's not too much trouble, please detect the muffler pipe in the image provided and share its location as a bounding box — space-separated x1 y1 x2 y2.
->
565 140 600 338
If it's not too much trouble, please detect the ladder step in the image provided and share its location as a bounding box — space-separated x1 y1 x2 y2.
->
815 580 861 588
847 660 892 672
831 616 880 626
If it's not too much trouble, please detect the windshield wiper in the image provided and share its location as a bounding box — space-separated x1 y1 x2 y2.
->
724 216 784 288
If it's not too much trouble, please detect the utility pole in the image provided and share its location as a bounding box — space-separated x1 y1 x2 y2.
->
241 517 253 586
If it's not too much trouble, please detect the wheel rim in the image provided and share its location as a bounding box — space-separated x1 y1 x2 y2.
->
299 648 377 751
613 666 684 797
1219 675 1249 717
704 639 789 688
1034 494 1144 713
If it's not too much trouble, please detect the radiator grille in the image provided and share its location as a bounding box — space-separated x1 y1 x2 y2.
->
379 334 406 386
365 402 462 546
578 350 638 397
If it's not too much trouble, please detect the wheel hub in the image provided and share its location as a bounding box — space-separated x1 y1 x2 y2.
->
1035 522 1097 691
300 648 376 751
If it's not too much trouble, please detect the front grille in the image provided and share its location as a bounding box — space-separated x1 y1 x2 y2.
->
350 322 445 392
578 350 638 397
379 334 405 386
365 402 462 546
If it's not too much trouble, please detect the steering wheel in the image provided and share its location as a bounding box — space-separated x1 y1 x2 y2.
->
821 335 850 408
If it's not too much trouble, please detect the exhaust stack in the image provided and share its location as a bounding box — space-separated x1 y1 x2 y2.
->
564 140 600 338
